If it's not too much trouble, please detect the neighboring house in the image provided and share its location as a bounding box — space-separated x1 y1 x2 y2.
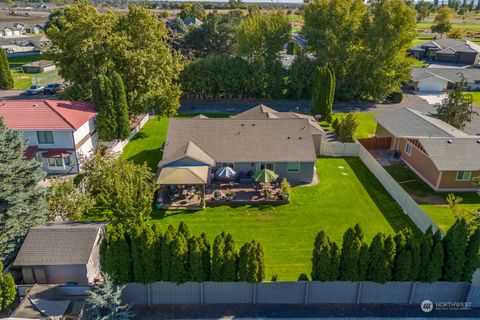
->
183 17 203 27
0 100 98 175
410 39 480 65
410 67 480 92
22 60 56 73
157 105 321 188
375 107 480 191
13 23 25 32
13 222 106 285
28 24 43 34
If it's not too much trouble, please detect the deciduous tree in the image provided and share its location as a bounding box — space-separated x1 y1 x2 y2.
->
46 179 95 222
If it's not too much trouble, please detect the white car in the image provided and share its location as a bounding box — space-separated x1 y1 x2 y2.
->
25 84 44 95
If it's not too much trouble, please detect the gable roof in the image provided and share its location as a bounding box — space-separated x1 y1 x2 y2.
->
157 166 209 184
418 137 480 171
14 222 106 266
0 100 97 130
160 118 317 165
158 140 215 167
411 67 480 83
375 108 470 138
234 105 325 135
410 39 480 54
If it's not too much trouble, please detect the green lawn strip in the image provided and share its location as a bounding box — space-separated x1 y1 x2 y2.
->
151 157 414 280
8 55 46 69
464 91 480 105
321 112 378 140
385 164 480 232
287 14 303 21
12 72 32 90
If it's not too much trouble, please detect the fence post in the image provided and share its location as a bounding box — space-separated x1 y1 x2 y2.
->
253 283 257 305
408 282 416 304
356 282 362 304
304 281 310 305
147 283 151 306
201 282 204 304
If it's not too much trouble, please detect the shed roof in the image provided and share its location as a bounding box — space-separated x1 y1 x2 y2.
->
14 222 106 266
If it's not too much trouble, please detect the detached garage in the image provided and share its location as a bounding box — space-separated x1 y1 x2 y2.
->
416 76 449 92
410 66 480 92
13 222 106 285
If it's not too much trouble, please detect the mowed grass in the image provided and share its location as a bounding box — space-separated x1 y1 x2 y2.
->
153 157 414 280
465 91 480 105
321 113 378 140
120 116 415 280
8 55 62 90
385 164 480 232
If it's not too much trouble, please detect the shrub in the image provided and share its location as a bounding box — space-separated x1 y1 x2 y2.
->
390 89 403 103
297 273 309 281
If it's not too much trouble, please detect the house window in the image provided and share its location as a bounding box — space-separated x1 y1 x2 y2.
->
47 157 64 167
405 143 413 156
258 163 275 171
474 80 480 85
37 131 54 144
456 171 472 181
287 162 300 172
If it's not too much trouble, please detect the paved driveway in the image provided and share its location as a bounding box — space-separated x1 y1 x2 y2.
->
415 92 447 105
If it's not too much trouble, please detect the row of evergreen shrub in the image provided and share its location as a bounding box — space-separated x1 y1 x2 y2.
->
100 222 265 284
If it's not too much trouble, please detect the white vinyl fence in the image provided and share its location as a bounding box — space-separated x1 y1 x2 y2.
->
319 142 360 157
121 281 480 307
109 114 151 154
358 144 441 234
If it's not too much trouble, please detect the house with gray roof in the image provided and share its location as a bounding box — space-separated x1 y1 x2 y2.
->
375 107 480 191
13 222 106 285
410 39 480 65
157 106 322 200
410 66 480 92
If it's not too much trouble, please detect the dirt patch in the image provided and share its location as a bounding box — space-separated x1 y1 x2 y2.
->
412 194 447 205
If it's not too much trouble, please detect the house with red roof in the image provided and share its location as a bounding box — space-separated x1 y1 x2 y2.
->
0 100 98 174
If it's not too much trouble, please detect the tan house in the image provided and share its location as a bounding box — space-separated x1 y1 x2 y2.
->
13 222 106 285
375 108 480 192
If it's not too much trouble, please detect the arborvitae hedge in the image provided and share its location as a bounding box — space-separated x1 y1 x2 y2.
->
311 220 480 283
101 222 264 284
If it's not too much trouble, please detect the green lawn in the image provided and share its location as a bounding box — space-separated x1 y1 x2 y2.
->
465 91 480 105
119 116 415 280
321 113 378 140
7 55 62 90
385 164 480 232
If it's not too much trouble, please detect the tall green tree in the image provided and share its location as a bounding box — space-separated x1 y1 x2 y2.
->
443 218 469 281
435 75 477 129
339 227 361 281
312 65 335 123
0 262 16 312
46 3 182 115
91 74 117 141
111 72 131 140
418 227 434 282
462 228 480 281
151 223 163 281
287 55 316 99
425 242 444 282
311 231 339 281
212 233 226 281
368 233 394 283
160 226 175 281
188 237 205 282
170 233 189 283
100 224 132 284
358 242 369 280
0 49 13 89
200 233 211 280
393 233 412 281
0 119 48 264
223 233 238 281
431 6 453 37
237 10 291 99
335 113 359 143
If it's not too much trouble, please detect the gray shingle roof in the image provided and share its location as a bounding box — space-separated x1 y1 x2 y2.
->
410 39 480 54
411 67 480 83
160 118 317 165
14 222 106 266
375 108 469 138
418 137 480 171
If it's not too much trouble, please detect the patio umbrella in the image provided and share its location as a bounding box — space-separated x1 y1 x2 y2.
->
252 169 279 183
215 166 237 181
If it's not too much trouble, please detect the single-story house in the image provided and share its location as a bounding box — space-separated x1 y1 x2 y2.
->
157 106 321 190
410 67 480 92
13 222 106 285
375 107 480 191
0 100 98 175
22 60 56 73
410 39 480 65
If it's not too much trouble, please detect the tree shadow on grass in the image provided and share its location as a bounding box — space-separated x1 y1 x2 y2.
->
344 157 418 233
126 147 163 172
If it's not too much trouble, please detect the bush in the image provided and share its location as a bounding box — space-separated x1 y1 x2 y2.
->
297 273 309 281
389 90 403 103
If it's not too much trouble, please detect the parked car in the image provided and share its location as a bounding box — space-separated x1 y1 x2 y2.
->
43 83 63 95
25 84 44 95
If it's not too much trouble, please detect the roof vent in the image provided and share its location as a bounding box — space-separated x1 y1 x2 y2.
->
287 137 290 139
241 124 244 126
447 139 453 144
252 123 255 126
299 137 302 140
32 104 38 107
